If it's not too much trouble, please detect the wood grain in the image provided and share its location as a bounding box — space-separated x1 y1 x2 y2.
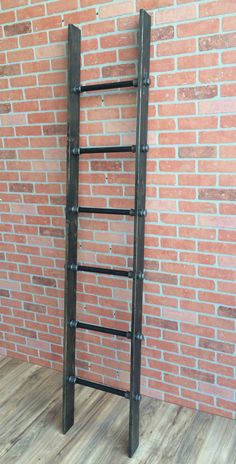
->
0 356 235 464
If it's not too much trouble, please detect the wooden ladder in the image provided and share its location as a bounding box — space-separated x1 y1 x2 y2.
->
62 9 151 457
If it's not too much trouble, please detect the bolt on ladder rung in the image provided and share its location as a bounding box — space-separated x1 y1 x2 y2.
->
74 79 138 93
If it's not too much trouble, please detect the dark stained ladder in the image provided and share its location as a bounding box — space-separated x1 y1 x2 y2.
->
63 10 151 458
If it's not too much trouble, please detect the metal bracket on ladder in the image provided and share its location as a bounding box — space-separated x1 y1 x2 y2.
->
62 9 151 458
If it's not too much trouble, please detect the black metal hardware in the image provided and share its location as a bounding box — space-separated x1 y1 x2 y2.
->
143 77 151 87
69 320 132 339
69 264 133 278
63 9 151 458
72 145 136 155
141 144 149 152
128 10 151 458
68 376 130 398
67 207 145 217
74 79 138 93
62 24 81 435
78 207 135 216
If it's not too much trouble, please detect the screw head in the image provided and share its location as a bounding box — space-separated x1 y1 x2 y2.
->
73 85 81 94
137 271 144 280
138 209 147 217
141 144 149 153
143 77 150 86
68 376 76 384
69 320 77 328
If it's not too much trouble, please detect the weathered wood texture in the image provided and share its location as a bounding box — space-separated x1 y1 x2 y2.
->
0 356 235 464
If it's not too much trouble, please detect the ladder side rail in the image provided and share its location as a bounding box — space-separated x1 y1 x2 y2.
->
129 9 151 458
62 24 81 434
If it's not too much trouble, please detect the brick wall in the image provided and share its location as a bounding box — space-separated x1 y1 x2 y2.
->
0 0 235 419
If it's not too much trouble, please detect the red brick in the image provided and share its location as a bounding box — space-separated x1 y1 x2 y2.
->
33 16 62 32
7 48 34 63
63 9 97 26
178 19 219 37
199 338 234 353
182 388 214 405
222 16 236 32
0 37 18 51
152 26 174 41
179 117 217 130
181 367 214 383
0 64 20 76
200 131 236 144
102 63 135 78
4 21 31 36
1 0 27 7
222 50 236 64
99 1 134 19
20 32 48 48
156 5 196 24
17 5 45 20
158 38 196 57
199 33 236 51
200 67 236 84
182 346 215 361
158 71 196 87
0 11 15 24
82 20 115 37
84 50 116 66
200 1 236 17
217 399 236 412
178 85 217 101
178 53 218 69
218 306 236 319
138 0 173 9
199 189 236 201
100 32 135 49
47 0 77 14
36 44 65 59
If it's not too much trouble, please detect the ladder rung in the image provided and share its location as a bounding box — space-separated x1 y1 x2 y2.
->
74 79 138 93
69 376 130 398
73 145 136 155
78 207 135 216
71 320 131 338
68 206 147 217
76 265 133 278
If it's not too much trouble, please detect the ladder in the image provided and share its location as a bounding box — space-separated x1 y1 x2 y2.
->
63 9 151 457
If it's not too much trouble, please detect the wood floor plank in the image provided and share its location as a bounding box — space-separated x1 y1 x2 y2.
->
195 415 236 464
0 355 12 369
0 356 235 464
0 359 41 405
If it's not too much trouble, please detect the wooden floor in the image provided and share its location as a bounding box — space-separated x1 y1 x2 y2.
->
0 356 235 464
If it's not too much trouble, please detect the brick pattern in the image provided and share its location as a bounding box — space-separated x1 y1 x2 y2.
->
0 0 236 419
